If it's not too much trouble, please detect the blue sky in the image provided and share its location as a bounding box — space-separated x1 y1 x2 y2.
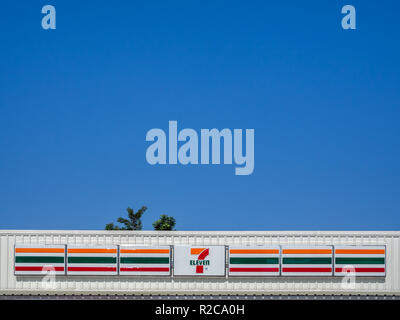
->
0 1 399 230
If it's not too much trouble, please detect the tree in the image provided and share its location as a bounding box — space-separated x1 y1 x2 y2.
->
105 206 147 230
152 214 176 231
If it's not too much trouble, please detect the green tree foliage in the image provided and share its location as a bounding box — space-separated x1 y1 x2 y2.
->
105 206 147 230
152 214 176 231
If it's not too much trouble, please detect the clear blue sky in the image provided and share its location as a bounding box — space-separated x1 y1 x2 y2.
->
0 1 399 230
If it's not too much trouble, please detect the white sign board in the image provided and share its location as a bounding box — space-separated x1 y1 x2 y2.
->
119 245 171 276
228 245 280 276
173 246 226 276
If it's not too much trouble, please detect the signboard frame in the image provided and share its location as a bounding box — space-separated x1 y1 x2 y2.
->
173 245 226 277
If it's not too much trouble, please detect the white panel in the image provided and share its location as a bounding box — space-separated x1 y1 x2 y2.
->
174 246 225 276
119 245 171 276
228 246 280 276
334 245 386 277
280 246 333 277
14 244 66 276
66 245 117 276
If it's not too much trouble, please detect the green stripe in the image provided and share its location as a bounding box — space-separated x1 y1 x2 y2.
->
68 257 116 264
230 257 279 265
335 257 385 265
283 258 332 264
120 257 169 264
15 256 64 263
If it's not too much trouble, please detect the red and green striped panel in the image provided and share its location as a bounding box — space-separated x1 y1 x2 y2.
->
228 246 280 276
334 246 386 277
14 244 66 275
281 246 333 276
119 246 171 276
67 245 118 275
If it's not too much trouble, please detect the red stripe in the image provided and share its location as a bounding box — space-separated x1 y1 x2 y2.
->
282 268 332 273
120 267 169 272
15 266 64 272
335 267 385 273
230 268 279 273
67 267 116 272
196 248 209 274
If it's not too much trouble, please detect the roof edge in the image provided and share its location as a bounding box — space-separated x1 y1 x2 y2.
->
1 230 399 236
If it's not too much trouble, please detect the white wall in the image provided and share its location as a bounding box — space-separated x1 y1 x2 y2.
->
0 230 399 295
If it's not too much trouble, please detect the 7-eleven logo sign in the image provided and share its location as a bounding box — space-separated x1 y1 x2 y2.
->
173 245 225 276
190 248 210 273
